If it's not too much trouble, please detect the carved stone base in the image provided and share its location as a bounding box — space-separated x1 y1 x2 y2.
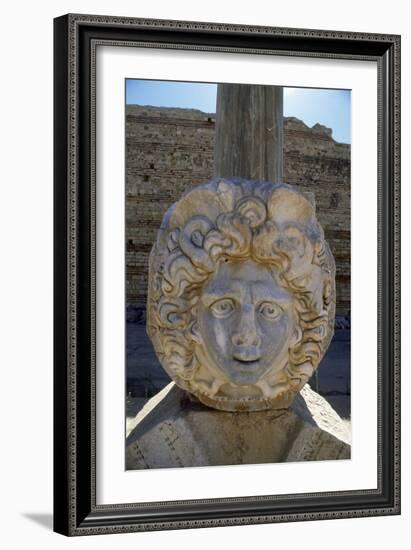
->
126 383 350 469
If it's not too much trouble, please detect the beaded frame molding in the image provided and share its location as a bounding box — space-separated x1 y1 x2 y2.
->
53 13 400 536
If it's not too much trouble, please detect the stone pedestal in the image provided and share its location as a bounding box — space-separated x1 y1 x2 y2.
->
126 382 350 469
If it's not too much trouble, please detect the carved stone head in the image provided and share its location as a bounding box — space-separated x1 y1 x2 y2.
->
147 179 335 411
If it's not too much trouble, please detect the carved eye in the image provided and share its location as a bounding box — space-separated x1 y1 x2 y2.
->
258 302 282 320
210 298 235 318
288 236 300 247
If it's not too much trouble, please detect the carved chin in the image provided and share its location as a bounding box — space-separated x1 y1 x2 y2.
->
228 362 263 385
219 359 272 386
190 378 300 412
182 350 299 412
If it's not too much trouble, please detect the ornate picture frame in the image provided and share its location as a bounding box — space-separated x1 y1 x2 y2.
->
53 14 400 536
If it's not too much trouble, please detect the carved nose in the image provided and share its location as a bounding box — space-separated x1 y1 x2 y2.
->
231 307 261 348
231 331 260 347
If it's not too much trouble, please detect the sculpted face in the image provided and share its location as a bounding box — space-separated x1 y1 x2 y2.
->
197 259 297 386
147 179 336 411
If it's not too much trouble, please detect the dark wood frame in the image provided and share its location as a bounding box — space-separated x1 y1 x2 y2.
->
53 13 401 536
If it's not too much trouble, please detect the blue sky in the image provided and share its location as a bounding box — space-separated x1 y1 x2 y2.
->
126 79 351 144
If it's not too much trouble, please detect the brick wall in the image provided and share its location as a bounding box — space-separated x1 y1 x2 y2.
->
126 105 350 317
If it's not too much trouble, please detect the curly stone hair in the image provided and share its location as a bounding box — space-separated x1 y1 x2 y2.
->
147 178 335 410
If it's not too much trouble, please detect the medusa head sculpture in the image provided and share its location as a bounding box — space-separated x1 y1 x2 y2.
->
146 178 335 412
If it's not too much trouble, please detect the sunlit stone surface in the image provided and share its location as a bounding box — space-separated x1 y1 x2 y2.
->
126 382 350 468
126 178 350 467
146 178 336 411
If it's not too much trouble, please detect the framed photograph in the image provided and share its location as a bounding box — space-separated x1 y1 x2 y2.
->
53 14 400 536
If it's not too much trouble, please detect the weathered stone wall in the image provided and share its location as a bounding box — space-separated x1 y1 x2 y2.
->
282 117 351 316
126 105 350 316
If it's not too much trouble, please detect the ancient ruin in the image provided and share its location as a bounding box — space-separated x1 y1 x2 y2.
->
146 178 335 411
126 86 350 468
126 178 350 467
126 106 350 319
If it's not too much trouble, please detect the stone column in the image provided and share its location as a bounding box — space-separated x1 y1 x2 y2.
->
213 84 283 182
